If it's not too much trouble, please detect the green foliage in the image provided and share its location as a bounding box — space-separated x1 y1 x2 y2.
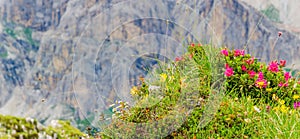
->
0 114 87 138
45 120 87 138
261 4 281 23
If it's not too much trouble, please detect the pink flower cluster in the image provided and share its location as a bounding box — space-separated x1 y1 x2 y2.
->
284 72 291 81
220 48 245 57
221 49 228 56
248 70 256 78
294 102 300 109
245 57 254 65
258 72 264 79
279 60 286 67
278 72 291 87
225 66 234 77
278 82 288 87
190 43 202 47
234 49 244 57
221 48 294 90
175 56 184 62
255 72 267 88
241 65 247 71
267 61 279 73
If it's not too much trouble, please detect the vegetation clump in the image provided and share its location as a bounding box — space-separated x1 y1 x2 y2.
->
0 114 88 138
99 43 300 138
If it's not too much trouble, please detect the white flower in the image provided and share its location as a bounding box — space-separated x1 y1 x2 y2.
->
244 118 251 123
254 106 261 113
109 103 115 108
112 114 117 119
148 85 161 91
294 83 297 88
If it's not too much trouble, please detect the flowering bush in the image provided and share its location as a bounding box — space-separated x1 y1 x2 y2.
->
221 47 300 108
99 44 300 138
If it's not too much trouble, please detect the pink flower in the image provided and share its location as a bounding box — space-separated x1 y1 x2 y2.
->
241 65 247 71
175 56 184 62
225 67 234 77
255 78 268 88
266 105 271 113
278 32 282 37
198 43 202 47
258 72 264 80
248 70 256 78
278 82 288 87
191 43 195 47
234 49 245 57
225 63 230 68
246 57 254 65
279 60 286 67
189 54 193 59
294 102 300 109
284 72 291 81
267 61 279 72
221 49 228 56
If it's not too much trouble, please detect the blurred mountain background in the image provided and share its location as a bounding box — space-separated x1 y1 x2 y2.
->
0 0 299 131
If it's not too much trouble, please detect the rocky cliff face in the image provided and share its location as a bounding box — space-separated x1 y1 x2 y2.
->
241 0 300 30
0 0 69 31
0 0 299 130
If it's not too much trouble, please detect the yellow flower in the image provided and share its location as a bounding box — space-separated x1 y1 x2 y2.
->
170 75 175 81
225 118 231 121
266 88 272 92
273 106 279 112
278 99 285 105
139 94 149 105
293 95 300 100
257 81 265 86
280 105 289 113
130 86 139 96
160 73 167 82
142 94 149 101
290 109 296 115
119 101 125 108
272 94 278 101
